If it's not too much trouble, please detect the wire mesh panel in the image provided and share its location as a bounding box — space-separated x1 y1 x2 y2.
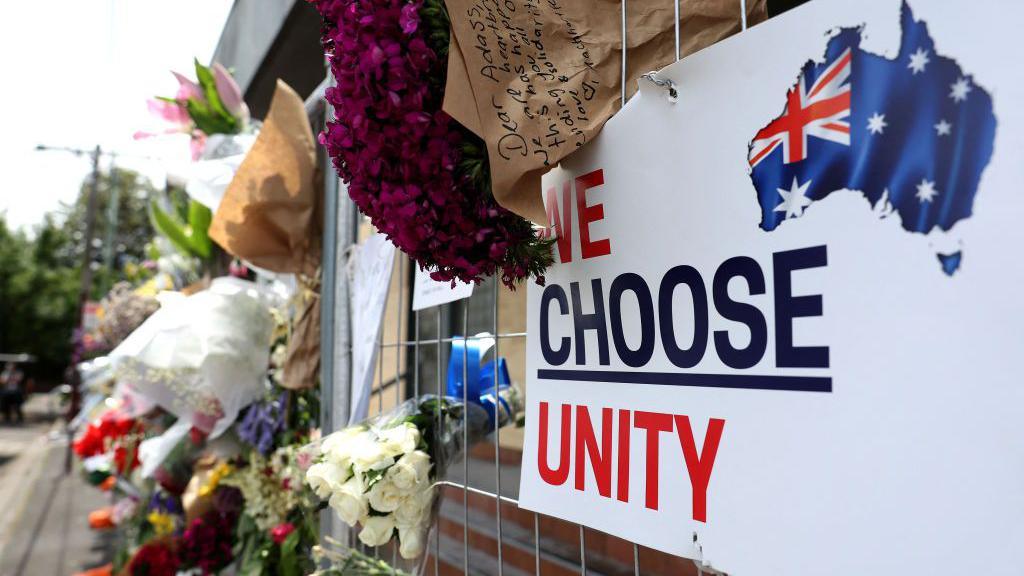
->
322 2 755 574
349 255 704 576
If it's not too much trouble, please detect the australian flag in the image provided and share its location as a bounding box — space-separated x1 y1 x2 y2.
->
748 1 996 275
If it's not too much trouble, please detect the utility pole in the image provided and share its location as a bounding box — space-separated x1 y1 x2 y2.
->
101 156 120 292
78 146 102 326
66 145 102 473
35 143 160 473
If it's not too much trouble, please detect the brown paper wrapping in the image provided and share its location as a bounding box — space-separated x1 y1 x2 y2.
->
283 280 321 390
209 80 322 389
443 0 766 224
209 80 321 275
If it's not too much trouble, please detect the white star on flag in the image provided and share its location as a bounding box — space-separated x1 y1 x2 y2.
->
867 112 888 135
775 177 814 218
950 77 972 102
915 178 939 203
908 48 930 74
934 119 952 136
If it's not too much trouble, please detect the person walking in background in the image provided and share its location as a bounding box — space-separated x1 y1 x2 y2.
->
0 363 24 424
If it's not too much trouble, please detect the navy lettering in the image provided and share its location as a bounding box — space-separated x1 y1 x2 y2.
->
608 273 655 367
773 245 829 368
658 265 708 369
570 280 610 365
712 257 768 369
540 284 571 366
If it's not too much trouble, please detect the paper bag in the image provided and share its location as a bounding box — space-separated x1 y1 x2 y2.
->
443 0 767 224
208 80 321 276
208 80 323 390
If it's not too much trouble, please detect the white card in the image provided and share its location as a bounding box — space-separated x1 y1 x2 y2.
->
411 266 474 311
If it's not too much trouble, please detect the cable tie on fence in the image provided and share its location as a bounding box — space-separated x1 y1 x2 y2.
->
640 71 678 102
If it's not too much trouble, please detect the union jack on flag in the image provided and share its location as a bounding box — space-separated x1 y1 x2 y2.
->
749 48 851 167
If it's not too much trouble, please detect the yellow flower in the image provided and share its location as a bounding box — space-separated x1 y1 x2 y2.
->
147 511 175 537
198 462 234 497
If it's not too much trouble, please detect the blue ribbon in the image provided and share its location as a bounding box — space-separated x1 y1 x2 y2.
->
446 335 512 427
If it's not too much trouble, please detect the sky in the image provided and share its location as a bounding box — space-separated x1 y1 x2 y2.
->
0 0 235 232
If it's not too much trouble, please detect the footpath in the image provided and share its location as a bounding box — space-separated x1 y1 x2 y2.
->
0 395 113 576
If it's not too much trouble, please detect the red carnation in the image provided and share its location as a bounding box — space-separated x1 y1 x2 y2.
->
271 522 296 544
127 540 180 576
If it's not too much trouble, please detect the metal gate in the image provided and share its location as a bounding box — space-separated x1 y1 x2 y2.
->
316 3 752 574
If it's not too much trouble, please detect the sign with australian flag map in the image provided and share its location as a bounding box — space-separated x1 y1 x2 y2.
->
519 1 1023 574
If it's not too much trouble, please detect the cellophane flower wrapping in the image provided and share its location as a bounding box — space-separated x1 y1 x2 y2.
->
306 389 521 563
109 277 275 437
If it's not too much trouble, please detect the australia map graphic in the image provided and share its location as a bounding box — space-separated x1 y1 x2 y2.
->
748 1 996 275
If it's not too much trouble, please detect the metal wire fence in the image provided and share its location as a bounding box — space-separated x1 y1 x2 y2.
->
317 2 753 574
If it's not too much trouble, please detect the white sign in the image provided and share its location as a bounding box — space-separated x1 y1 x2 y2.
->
349 233 395 422
519 1 1024 573
411 266 474 311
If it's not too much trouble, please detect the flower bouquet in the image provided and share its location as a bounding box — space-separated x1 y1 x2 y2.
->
74 407 145 483
138 60 256 212
305 336 522 562
224 444 320 576
110 277 275 438
97 282 161 350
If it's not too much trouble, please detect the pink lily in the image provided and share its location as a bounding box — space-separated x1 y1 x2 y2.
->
212 62 249 122
172 71 205 104
146 98 190 129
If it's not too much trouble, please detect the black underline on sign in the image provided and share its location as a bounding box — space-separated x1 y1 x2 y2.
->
536 369 832 393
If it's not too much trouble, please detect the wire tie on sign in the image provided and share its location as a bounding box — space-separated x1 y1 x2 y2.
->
640 71 678 102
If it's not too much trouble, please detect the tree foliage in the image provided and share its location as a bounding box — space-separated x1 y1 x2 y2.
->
0 167 155 384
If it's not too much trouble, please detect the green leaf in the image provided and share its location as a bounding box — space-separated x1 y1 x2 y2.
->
280 530 300 576
186 200 212 259
150 198 196 257
192 59 238 134
194 60 228 118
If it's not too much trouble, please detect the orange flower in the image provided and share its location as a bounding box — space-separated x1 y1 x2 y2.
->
98 475 117 492
72 563 112 576
87 507 115 531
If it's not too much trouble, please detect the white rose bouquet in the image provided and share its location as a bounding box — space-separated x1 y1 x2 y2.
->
305 390 521 562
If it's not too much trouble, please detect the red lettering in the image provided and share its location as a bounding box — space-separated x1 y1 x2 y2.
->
675 416 725 522
616 409 631 502
575 169 610 259
574 406 613 497
545 181 574 263
538 402 572 485
634 411 674 510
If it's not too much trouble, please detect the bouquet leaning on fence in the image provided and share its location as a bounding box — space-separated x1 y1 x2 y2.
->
306 334 522 562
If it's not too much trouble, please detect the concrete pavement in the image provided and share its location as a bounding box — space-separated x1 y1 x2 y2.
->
0 396 113 576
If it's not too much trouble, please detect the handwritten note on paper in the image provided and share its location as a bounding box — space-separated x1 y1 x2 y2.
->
442 0 767 224
349 233 395 422
412 266 475 311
